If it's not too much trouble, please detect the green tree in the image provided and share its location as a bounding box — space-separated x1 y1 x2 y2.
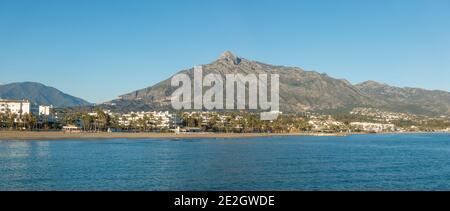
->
81 113 93 131
95 109 108 131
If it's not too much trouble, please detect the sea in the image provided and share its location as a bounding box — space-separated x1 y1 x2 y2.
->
1 133 450 191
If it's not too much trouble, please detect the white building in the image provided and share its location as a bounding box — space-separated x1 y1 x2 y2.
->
350 122 396 133
39 105 53 116
0 99 30 116
307 116 344 131
117 111 179 129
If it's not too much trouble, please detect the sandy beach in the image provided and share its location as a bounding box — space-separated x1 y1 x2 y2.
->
0 131 349 140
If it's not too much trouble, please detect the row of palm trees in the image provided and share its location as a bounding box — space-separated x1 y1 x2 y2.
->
62 109 167 132
62 110 112 131
60 110 316 133
1 107 359 133
0 110 53 130
180 112 314 133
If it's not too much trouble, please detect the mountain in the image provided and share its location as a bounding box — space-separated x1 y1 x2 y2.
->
106 51 450 116
356 81 450 116
0 82 91 107
111 51 376 112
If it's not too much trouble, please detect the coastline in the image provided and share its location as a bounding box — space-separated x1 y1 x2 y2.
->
0 131 349 141
0 131 447 141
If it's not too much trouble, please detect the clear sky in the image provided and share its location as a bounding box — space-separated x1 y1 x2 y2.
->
1 0 449 103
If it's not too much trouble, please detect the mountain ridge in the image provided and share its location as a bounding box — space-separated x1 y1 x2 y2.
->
0 81 91 108
105 51 450 116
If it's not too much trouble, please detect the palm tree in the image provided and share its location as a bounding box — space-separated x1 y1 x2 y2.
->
0 112 7 129
7 110 17 130
297 119 312 132
142 114 150 131
41 115 50 130
207 114 220 132
223 116 232 133
81 113 93 131
109 115 120 129
62 112 77 126
30 114 37 130
147 113 155 131
130 113 138 131
155 117 163 130
95 109 108 131
121 116 129 130
22 113 33 130
137 116 146 132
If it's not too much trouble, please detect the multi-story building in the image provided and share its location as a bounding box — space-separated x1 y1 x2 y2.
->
350 122 396 133
0 99 30 116
117 111 180 129
39 105 53 116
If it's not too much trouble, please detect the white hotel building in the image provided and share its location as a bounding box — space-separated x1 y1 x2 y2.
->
0 99 30 116
117 111 178 129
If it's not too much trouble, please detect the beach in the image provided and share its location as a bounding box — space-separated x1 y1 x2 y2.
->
0 131 349 140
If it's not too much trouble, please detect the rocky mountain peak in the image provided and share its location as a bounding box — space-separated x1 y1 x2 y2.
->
357 80 386 88
217 51 241 65
113 51 450 116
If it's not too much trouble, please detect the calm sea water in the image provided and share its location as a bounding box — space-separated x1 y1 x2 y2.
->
1 134 450 191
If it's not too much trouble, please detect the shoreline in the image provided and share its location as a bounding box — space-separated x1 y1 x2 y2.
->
0 131 448 141
0 131 349 141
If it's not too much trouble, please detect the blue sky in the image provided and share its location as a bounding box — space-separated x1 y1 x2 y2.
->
0 0 449 103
